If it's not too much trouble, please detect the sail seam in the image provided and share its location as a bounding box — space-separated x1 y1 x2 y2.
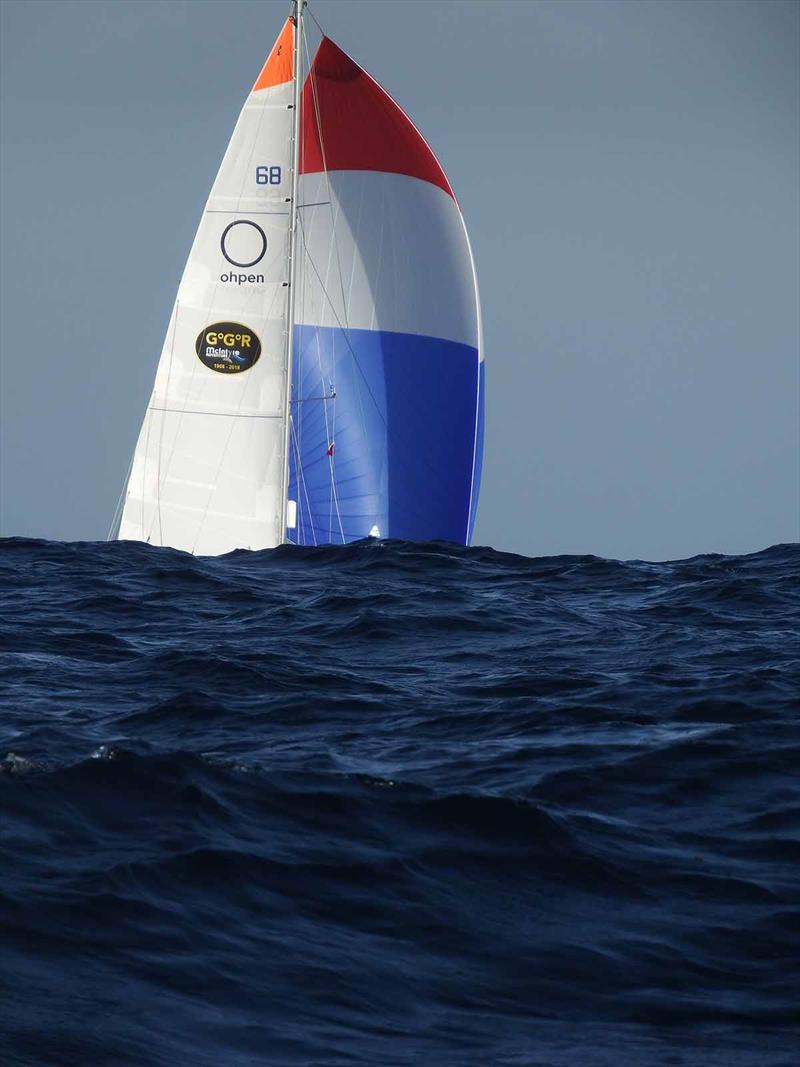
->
205 210 290 216
147 407 283 419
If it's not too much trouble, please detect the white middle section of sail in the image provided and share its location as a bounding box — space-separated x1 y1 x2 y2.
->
296 171 480 351
119 80 294 555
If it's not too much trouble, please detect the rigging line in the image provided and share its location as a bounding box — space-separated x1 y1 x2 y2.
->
296 215 377 544
148 301 184 545
328 344 346 545
365 58 476 528
297 30 362 544
305 1 325 37
308 311 334 539
328 442 346 543
293 225 358 547
303 36 426 542
328 47 475 521
106 440 136 541
140 405 153 539
298 245 345 545
289 420 308 545
297 212 386 425
304 33 348 545
303 206 460 510
300 280 344 544
301 31 337 348
317 329 345 542
296 41 376 446
290 414 318 546
352 177 381 443
306 37 353 342
331 177 369 457
306 32 370 471
290 393 336 403
298 250 456 520
154 300 180 546
301 0 351 324
294 26 343 517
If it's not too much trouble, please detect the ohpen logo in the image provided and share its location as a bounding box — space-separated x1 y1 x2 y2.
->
220 220 267 286
195 322 261 374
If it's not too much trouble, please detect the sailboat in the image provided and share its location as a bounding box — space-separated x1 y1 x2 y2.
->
114 1 484 554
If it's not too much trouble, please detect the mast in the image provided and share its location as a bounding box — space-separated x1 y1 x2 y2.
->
280 0 304 542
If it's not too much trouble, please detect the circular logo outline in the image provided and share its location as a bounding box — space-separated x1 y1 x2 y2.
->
220 220 267 269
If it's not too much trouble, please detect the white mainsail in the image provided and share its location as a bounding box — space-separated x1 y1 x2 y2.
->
118 19 297 554
116 4 485 554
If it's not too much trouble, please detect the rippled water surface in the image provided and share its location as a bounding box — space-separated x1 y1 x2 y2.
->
1 537 798 1066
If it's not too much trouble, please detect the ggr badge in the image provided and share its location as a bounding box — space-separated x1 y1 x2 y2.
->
195 321 261 374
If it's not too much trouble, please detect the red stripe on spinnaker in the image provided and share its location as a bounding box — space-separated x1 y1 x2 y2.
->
300 37 454 198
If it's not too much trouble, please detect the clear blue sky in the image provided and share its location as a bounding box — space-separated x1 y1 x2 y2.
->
1 0 798 559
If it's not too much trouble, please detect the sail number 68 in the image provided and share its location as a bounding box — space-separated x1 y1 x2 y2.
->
256 166 282 185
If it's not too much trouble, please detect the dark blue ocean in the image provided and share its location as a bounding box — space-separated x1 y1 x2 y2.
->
1 537 798 1066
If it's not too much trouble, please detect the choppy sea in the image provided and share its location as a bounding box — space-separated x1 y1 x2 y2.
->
1 537 798 1066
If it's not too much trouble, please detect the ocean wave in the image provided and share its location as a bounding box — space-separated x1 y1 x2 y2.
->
1 537 798 1064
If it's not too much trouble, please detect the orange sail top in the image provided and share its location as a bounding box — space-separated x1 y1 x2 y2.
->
252 17 294 91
